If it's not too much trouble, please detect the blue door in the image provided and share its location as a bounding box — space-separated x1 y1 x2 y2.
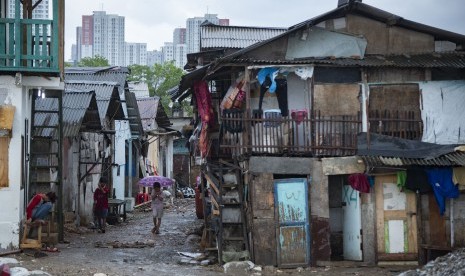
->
275 178 310 267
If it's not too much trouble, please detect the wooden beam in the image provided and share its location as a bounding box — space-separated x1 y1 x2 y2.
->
204 172 220 196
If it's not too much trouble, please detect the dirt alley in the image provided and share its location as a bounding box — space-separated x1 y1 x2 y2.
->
10 198 415 276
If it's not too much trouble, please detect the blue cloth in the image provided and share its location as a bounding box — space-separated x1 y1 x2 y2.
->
257 68 279 92
426 168 459 215
32 202 52 221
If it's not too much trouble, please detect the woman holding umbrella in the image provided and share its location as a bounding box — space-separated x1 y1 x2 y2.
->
151 182 165 234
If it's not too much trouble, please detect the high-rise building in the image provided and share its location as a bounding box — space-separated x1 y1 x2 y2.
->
173 28 186 45
80 16 93 60
172 28 186 69
92 11 125 66
8 0 49 19
174 44 187 69
125 43 147 66
186 14 229 54
71 44 77 63
162 42 174 63
146 50 163 67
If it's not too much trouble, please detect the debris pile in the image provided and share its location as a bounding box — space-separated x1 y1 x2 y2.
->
399 249 465 276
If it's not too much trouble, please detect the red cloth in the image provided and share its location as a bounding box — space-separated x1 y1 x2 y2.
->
348 173 370 193
194 81 214 126
94 187 109 210
291 109 308 125
26 194 43 220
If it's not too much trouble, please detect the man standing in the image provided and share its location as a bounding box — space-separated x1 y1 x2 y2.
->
151 182 164 234
94 177 109 233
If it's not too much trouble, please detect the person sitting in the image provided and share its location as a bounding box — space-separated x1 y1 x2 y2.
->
26 191 57 223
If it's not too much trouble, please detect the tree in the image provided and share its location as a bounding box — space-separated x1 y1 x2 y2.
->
128 62 192 115
77 55 110 67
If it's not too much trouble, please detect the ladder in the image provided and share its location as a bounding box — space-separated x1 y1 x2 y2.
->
28 89 63 242
204 160 249 264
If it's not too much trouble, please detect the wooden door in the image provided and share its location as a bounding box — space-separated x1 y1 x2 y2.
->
274 178 310 267
376 175 418 261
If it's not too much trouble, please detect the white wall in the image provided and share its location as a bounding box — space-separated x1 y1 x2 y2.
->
113 120 130 199
0 75 62 249
0 77 24 249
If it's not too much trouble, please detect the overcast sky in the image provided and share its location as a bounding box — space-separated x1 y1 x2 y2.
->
65 0 465 60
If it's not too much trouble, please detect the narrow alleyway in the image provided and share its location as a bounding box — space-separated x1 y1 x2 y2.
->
10 198 222 275
3 198 416 276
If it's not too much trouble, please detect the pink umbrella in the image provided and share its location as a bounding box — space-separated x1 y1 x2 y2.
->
138 175 174 187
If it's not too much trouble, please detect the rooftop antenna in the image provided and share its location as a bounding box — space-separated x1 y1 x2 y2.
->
100 3 104 11
206 6 209 15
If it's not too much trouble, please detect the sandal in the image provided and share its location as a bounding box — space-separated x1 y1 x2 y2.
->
42 246 60 252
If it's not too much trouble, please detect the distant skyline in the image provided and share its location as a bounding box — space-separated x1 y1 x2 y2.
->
65 0 465 60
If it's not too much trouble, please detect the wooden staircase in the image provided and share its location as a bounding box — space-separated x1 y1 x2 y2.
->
202 159 249 264
27 89 64 242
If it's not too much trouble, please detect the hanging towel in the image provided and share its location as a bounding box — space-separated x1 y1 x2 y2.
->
405 167 432 194
348 173 370 193
397 171 407 189
452 167 465 191
426 167 459 216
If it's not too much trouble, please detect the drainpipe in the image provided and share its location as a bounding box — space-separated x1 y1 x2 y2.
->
76 137 81 227
128 137 132 197
451 198 455 248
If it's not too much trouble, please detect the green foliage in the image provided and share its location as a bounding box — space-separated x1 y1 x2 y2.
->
77 55 110 67
64 61 73 67
128 62 192 115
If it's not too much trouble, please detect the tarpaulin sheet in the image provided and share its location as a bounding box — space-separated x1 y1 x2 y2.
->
420 80 465 145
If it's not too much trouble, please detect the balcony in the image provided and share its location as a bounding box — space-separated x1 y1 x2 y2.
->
217 109 423 158
219 109 362 158
0 0 59 73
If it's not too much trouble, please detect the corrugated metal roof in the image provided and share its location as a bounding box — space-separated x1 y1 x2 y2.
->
231 52 465 68
65 81 124 125
137 96 171 130
361 152 465 167
210 2 465 72
63 90 101 137
128 81 150 98
125 91 144 136
34 90 101 137
201 24 287 49
65 66 129 95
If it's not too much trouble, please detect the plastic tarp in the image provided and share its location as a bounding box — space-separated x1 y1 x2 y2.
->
420 80 465 145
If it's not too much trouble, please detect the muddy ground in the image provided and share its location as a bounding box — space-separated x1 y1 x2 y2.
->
9 198 416 276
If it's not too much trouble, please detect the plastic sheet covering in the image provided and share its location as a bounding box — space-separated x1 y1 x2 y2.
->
420 81 465 144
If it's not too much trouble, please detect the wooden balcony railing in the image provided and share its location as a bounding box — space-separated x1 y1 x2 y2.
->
0 0 59 73
219 110 362 158
369 110 423 140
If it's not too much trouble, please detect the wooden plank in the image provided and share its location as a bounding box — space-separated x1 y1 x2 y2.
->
377 253 418 261
428 193 447 247
204 172 220 196
211 195 220 211
407 192 418 254
375 175 386 254
0 137 9 187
